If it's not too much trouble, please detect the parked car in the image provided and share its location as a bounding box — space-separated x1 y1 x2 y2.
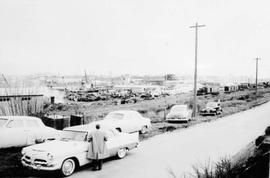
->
197 87 208 96
21 123 139 177
166 105 192 122
140 93 154 100
97 110 151 134
200 101 222 116
0 116 60 149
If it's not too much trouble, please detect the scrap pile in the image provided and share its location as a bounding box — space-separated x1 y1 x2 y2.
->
65 88 170 104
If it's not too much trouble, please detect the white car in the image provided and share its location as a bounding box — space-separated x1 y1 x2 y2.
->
21 123 139 176
97 110 151 134
166 105 192 122
0 116 60 149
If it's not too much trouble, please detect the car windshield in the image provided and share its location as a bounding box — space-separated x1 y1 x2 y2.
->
61 130 88 141
105 113 124 120
0 118 7 127
171 106 187 112
206 102 217 108
0 118 8 127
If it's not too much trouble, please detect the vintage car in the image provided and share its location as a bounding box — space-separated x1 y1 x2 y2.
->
166 105 192 122
21 123 139 177
96 110 151 134
0 116 60 149
200 101 222 116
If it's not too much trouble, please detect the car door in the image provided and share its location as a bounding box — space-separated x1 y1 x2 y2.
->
3 119 27 147
113 113 131 133
24 119 42 145
129 112 143 132
122 113 137 133
104 129 120 156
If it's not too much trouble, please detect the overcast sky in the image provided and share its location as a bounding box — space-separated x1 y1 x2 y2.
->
0 0 270 78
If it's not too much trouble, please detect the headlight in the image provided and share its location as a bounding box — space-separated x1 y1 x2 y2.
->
47 153 54 161
21 148 26 155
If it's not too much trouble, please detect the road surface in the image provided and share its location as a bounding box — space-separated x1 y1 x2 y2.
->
72 102 270 178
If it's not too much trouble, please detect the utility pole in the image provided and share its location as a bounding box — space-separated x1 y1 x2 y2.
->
254 57 261 95
190 22 205 117
84 70 88 84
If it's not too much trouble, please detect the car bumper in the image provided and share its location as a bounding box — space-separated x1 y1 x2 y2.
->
21 157 61 171
166 118 189 122
200 112 216 115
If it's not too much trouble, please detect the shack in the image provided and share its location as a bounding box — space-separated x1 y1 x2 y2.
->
224 85 239 93
0 94 44 115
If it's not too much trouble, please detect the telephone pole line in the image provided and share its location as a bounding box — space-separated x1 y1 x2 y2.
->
190 22 205 117
254 57 261 95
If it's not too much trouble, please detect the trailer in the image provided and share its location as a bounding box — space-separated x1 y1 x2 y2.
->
224 85 238 93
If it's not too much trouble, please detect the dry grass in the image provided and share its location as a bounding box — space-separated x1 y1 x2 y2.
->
191 157 236 178
46 88 270 139
167 157 240 178
53 89 270 120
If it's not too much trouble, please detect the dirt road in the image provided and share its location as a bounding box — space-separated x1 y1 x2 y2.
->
71 102 270 178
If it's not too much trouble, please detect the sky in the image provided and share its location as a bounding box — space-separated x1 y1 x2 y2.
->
0 0 270 78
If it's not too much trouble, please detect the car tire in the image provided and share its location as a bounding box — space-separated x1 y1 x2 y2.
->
139 126 148 134
60 158 76 177
117 148 127 159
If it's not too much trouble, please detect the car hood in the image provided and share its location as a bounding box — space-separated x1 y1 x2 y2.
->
201 107 215 111
25 140 88 155
166 112 188 118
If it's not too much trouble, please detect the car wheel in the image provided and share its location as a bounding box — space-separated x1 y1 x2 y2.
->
117 148 127 159
60 158 76 177
140 126 148 134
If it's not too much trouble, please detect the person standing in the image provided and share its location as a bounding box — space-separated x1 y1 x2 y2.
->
87 124 108 171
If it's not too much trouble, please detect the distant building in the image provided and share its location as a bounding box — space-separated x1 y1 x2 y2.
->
143 76 165 86
165 74 178 81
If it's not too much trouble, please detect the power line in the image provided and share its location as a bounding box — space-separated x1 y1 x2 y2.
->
190 22 205 117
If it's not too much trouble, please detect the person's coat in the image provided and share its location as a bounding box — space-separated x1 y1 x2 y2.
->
87 129 109 160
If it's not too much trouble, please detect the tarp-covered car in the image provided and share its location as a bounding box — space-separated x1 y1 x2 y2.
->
0 116 60 149
200 101 222 116
166 105 192 122
21 123 139 177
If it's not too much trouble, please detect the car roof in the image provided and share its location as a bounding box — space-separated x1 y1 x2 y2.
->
172 105 187 108
110 110 138 114
0 116 40 120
